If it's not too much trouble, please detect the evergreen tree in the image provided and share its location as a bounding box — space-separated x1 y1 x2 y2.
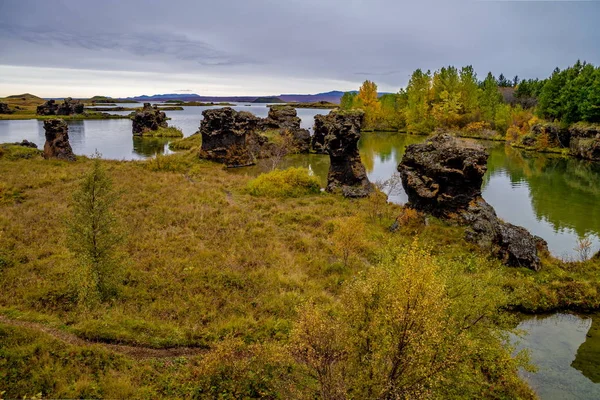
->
67 154 122 305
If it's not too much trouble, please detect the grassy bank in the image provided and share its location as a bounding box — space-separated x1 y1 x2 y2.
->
0 150 598 397
0 110 130 121
136 126 184 138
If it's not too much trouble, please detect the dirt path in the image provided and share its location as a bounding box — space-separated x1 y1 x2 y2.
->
0 315 207 360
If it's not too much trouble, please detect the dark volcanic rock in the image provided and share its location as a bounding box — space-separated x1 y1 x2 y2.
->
5 140 38 148
398 134 488 217
43 119 75 161
131 103 168 135
569 124 600 162
529 123 571 148
261 106 311 153
398 134 545 271
199 107 260 167
312 114 329 154
0 102 12 114
36 98 84 116
322 110 373 198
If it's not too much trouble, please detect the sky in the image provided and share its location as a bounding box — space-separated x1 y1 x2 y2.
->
0 0 599 98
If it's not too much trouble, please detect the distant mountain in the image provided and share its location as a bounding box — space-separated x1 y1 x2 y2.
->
125 90 392 104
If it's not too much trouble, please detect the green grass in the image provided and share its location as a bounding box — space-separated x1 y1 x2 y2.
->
247 167 322 197
168 133 202 150
0 145 42 161
138 126 184 138
0 152 597 398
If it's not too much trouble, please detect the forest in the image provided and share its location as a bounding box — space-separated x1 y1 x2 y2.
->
341 60 600 138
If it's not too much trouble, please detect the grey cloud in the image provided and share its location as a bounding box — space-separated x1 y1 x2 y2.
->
0 0 599 95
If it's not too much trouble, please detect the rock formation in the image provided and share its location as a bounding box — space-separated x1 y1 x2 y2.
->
36 98 84 116
321 110 373 198
5 140 38 148
569 124 600 162
199 107 260 167
398 134 546 271
42 119 76 161
260 106 311 153
0 102 12 114
131 103 168 135
312 114 329 154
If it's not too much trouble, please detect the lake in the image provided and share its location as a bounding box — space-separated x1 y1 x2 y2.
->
1 107 599 258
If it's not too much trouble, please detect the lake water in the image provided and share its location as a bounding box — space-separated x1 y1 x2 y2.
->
513 313 600 399
1 109 599 258
0 103 324 160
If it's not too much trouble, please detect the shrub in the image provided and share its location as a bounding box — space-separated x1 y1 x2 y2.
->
247 167 321 198
291 240 524 399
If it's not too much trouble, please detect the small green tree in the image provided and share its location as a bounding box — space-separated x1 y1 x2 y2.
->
67 153 122 305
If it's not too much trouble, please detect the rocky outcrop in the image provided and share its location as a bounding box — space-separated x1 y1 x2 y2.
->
0 102 12 114
569 124 600 162
43 119 75 161
398 134 488 217
36 98 84 116
398 134 545 271
312 114 329 154
131 103 168 135
4 140 38 148
199 107 260 167
526 123 571 148
322 110 373 198
261 106 311 153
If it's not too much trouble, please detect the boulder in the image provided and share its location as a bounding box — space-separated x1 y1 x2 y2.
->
0 102 12 114
398 134 545 271
199 107 260 167
43 119 75 161
131 103 168 135
569 124 600 162
36 98 84 116
322 110 373 198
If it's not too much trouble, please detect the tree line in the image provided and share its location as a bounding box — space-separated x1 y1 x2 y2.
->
341 60 600 134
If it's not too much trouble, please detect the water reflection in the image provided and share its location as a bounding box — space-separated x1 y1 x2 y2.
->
572 317 600 384
132 136 171 157
513 313 600 399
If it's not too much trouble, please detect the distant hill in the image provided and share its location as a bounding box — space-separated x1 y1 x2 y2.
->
5 93 44 101
125 90 392 104
252 96 285 103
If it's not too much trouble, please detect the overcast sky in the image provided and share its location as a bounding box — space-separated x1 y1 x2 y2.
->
0 0 598 97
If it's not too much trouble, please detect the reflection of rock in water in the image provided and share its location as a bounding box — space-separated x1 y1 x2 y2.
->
132 137 170 157
572 316 600 383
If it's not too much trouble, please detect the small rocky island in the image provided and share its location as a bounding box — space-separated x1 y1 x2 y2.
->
131 103 182 137
37 98 84 116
